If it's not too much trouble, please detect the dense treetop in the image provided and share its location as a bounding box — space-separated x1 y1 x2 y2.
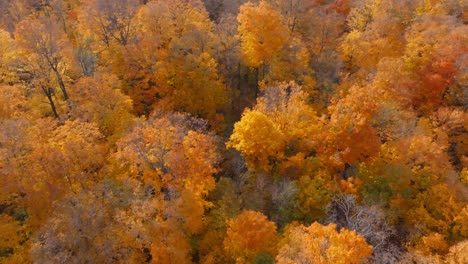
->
0 0 466 263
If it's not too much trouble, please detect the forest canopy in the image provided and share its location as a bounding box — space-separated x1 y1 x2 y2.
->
0 0 467 263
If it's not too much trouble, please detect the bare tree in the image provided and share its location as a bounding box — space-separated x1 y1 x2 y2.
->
326 193 403 264
81 0 140 47
16 17 71 101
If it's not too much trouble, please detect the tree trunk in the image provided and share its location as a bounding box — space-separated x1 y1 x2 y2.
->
54 69 69 100
51 68 72 117
43 87 59 119
254 67 259 98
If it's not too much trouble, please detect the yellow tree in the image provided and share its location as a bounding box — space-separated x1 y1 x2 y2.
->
223 210 277 263
276 222 372 264
445 240 468 264
23 120 106 225
0 29 18 84
228 82 321 173
166 52 227 128
15 17 73 102
406 184 466 241
15 16 76 119
0 118 107 261
121 0 228 127
0 214 29 263
237 1 289 70
228 109 286 171
124 0 180 114
0 118 32 262
78 0 141 90
340 0 414 71
414 0 462 16
0 85 28 118
0 118 31 204
114 113 220 235
68 73 134 142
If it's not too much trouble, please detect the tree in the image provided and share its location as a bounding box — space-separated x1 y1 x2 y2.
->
268 0 313 33
414 0 462 16
74 40 97 77
228 82 321 173
0 118 32 203
15 16 74 118
406 184 466 241
122 0 179 114
68 73 134 142
121 0 228 125
166 52 228 127
431 108 467 171
237 1 289 69
318 84 382 170
77 0 141 92
0 214 29 263
326 194 400 262
0 29 18 84
445 240 468 264
31 179 192 264
215 14 242 114
0 117 108 261
79 0 140 47
114 113 220 235
197 177 243 264
19 119 106 228
0 85 28 118
16 17 72 102
223 210 277 263
340 0 414 71
399 15 466 113
295 171 335 222
228 109 286 171
276 222 372 264
0 119 32 262
0 0 32 33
